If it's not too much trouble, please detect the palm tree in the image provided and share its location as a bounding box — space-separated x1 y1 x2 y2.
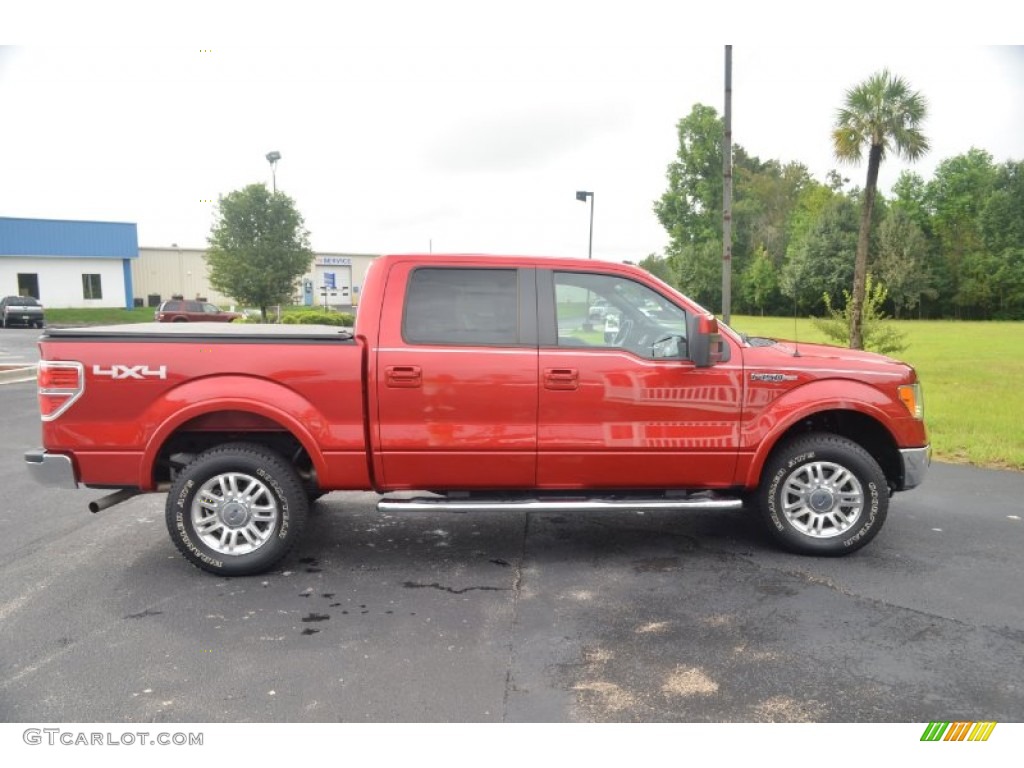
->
833 70 928 349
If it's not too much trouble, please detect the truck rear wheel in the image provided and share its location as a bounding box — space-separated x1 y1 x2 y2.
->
165 442 308 576
758 433 887 555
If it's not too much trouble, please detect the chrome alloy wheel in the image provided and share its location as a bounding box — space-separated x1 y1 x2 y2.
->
191 472 279 555
780 461 864 539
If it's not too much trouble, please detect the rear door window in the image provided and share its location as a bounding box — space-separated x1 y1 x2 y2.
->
403 268 520 345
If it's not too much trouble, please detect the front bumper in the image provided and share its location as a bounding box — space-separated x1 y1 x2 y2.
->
899 445 931 490
25 449 79 489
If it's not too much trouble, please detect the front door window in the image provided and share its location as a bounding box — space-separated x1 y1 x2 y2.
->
554 271 688 359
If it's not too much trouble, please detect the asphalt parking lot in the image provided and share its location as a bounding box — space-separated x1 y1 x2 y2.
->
1 328 1022 722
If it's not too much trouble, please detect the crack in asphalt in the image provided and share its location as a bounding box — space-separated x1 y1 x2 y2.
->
401 581 510 595
124 608 164 619
502 512 530 723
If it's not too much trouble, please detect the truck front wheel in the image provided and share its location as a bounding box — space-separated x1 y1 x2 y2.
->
757 433 888 555
165 442 308 576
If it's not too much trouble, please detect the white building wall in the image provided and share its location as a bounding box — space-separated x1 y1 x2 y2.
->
0 256 127 308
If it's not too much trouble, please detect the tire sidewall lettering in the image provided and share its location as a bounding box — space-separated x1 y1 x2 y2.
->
787 451 814 468
766 466 787 532
176 491 223 568
843 481 880 547
176 479 194 509
256 467 290 540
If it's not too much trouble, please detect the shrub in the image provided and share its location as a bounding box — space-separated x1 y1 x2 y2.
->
812 275 908 355
280 311 354 327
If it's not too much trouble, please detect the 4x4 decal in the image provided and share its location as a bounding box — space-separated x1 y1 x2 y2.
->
92 364 167 380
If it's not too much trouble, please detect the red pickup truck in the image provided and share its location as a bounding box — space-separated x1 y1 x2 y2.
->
26 254 929 576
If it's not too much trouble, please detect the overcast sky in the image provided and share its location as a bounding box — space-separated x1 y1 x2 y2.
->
2 5 1021 262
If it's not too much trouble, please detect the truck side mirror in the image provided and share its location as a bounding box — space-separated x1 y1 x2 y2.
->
687 313 729 367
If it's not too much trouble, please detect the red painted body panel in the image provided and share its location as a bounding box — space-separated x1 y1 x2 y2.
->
39 336 369 491
370 259 538 489
37 254 927 496
536 348 743 488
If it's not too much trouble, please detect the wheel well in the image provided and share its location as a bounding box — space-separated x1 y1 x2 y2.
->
770 410 902 491
152 411 316 489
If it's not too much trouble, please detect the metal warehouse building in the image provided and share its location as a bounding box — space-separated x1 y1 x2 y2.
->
0 217 139 308
133 247 379 309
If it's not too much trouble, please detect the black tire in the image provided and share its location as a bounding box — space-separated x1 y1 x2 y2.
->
757 433 887 556
165 442 308 576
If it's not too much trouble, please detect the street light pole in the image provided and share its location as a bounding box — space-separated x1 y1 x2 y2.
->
575 190 594 259
266 151 281 194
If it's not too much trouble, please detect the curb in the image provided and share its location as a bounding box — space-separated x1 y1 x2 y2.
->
0 364 37 384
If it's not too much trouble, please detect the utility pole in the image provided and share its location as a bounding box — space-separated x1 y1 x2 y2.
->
722 45 733 324
575 190 594 259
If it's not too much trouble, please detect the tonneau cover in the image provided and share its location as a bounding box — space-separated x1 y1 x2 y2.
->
42 322 354 341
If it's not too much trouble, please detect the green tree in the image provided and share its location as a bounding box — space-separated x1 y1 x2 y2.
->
206 184 315 321
785 180 838 259
669 240 722 310
875 208 935 318
733 159 813 290
780 195 859 312
891 171 932 234
978 160 1024 318
654 104 724 249
654 105 729 311
833 70 928 348
926 149 999 317
741 245 778 315
891 170 950 317
638 253 675 285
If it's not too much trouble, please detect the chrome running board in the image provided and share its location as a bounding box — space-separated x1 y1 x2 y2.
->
377 495 743 514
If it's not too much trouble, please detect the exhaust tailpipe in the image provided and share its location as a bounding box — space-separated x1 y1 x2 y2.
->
89 488 140 514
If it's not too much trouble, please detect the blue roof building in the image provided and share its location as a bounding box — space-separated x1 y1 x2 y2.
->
0 217 139 308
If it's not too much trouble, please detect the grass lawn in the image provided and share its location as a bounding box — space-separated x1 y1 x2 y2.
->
44 307 157 325
729 316 1024 471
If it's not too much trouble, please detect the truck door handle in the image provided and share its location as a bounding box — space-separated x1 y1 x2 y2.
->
544 368 578 391
385 365 422 388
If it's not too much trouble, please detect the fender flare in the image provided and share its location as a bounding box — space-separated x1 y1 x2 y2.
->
137 376 329 490
742 379 900 488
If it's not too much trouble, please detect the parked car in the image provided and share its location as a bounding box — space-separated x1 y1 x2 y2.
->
155 300 241 323
0 295 44 328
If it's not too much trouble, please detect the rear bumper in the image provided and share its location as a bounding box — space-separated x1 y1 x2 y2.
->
3 309 44 322
25 449 78 489
899 445 931 490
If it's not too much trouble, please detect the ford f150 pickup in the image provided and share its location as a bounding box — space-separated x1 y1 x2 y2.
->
26 254 929 576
